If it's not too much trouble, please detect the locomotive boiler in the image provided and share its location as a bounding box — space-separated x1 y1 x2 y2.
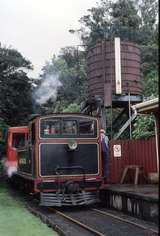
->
6 113 104 206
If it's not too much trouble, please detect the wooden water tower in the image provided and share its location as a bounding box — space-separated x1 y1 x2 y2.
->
81 38 143 138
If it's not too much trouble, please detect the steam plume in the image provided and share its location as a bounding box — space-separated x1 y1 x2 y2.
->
34 74 62 105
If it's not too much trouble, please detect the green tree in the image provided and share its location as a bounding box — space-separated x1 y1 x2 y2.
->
71 0 141 46
70 0 158 73
36 47 87 113
132 69 158 139
0 45 33 125
132 115 155 139
144 70 158 97
62 103 80 113
0 118 8 158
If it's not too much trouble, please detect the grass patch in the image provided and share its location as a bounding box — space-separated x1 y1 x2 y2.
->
0 183 58 236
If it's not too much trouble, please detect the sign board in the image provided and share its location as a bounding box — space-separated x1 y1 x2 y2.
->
113 144 121 157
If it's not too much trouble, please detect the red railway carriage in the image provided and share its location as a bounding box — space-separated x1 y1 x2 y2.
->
6 113 104 206
5 126 28 177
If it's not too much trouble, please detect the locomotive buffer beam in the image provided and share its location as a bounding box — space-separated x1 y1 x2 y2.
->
40 166 99 206
40 191 99 206
55 166 86 192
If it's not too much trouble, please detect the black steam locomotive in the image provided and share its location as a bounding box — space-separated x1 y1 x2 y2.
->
6 113 105 206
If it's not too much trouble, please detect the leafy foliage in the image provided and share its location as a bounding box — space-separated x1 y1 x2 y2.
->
0 119 9 157
144 70 159 97
132 68 158 139
0 45 33 126
0 119 8 143
35 47 87 114
132 115 155 139
70 0 158 74
62 103 80 113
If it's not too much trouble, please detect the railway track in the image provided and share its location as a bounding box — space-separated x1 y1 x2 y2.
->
49 207 158 236
91 208 159 235
6 182 158 236
7 187 157 236
48 207 105 236
27 198 158 236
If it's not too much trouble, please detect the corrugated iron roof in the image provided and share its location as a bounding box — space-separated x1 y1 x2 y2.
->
131 98 159 114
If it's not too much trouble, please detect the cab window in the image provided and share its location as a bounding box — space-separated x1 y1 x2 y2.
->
41 118 61 137
79 120 95 135
62 120 77 135
12 133 26 148
40 117 97 138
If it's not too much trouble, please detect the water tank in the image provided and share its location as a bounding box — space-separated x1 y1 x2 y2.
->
87 39 143 106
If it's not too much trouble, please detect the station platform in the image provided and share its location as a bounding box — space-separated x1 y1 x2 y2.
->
100 184 158 224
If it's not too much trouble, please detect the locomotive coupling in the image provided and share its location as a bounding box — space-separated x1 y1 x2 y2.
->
63 180 80 194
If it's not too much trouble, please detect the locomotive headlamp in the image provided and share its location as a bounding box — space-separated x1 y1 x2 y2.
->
68 139 78 151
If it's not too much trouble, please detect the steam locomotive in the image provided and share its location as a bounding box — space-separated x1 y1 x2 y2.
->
5 113 105 206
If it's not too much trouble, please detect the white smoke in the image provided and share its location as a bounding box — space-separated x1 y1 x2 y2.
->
35 74 62 105
7 165 17 177
1 158 17 177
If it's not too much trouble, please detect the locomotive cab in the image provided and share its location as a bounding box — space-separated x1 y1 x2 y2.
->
37 114 103 206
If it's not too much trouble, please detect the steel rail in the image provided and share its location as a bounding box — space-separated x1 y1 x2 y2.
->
48 207 105 236
31 199 158 235
92 208 158 235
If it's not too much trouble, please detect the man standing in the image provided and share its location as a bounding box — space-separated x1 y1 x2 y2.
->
100 129 109 183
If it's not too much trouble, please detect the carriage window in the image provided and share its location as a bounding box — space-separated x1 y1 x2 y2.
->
63 120 77 135
41 119 61 137
12 133 25 148
79 120 94 135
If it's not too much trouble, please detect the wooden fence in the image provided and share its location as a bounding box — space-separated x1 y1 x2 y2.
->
108 136 157 183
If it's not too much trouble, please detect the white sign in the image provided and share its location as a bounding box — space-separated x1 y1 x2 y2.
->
113 144 121 157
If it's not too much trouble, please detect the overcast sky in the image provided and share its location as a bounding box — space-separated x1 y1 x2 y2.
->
0 0 98 77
